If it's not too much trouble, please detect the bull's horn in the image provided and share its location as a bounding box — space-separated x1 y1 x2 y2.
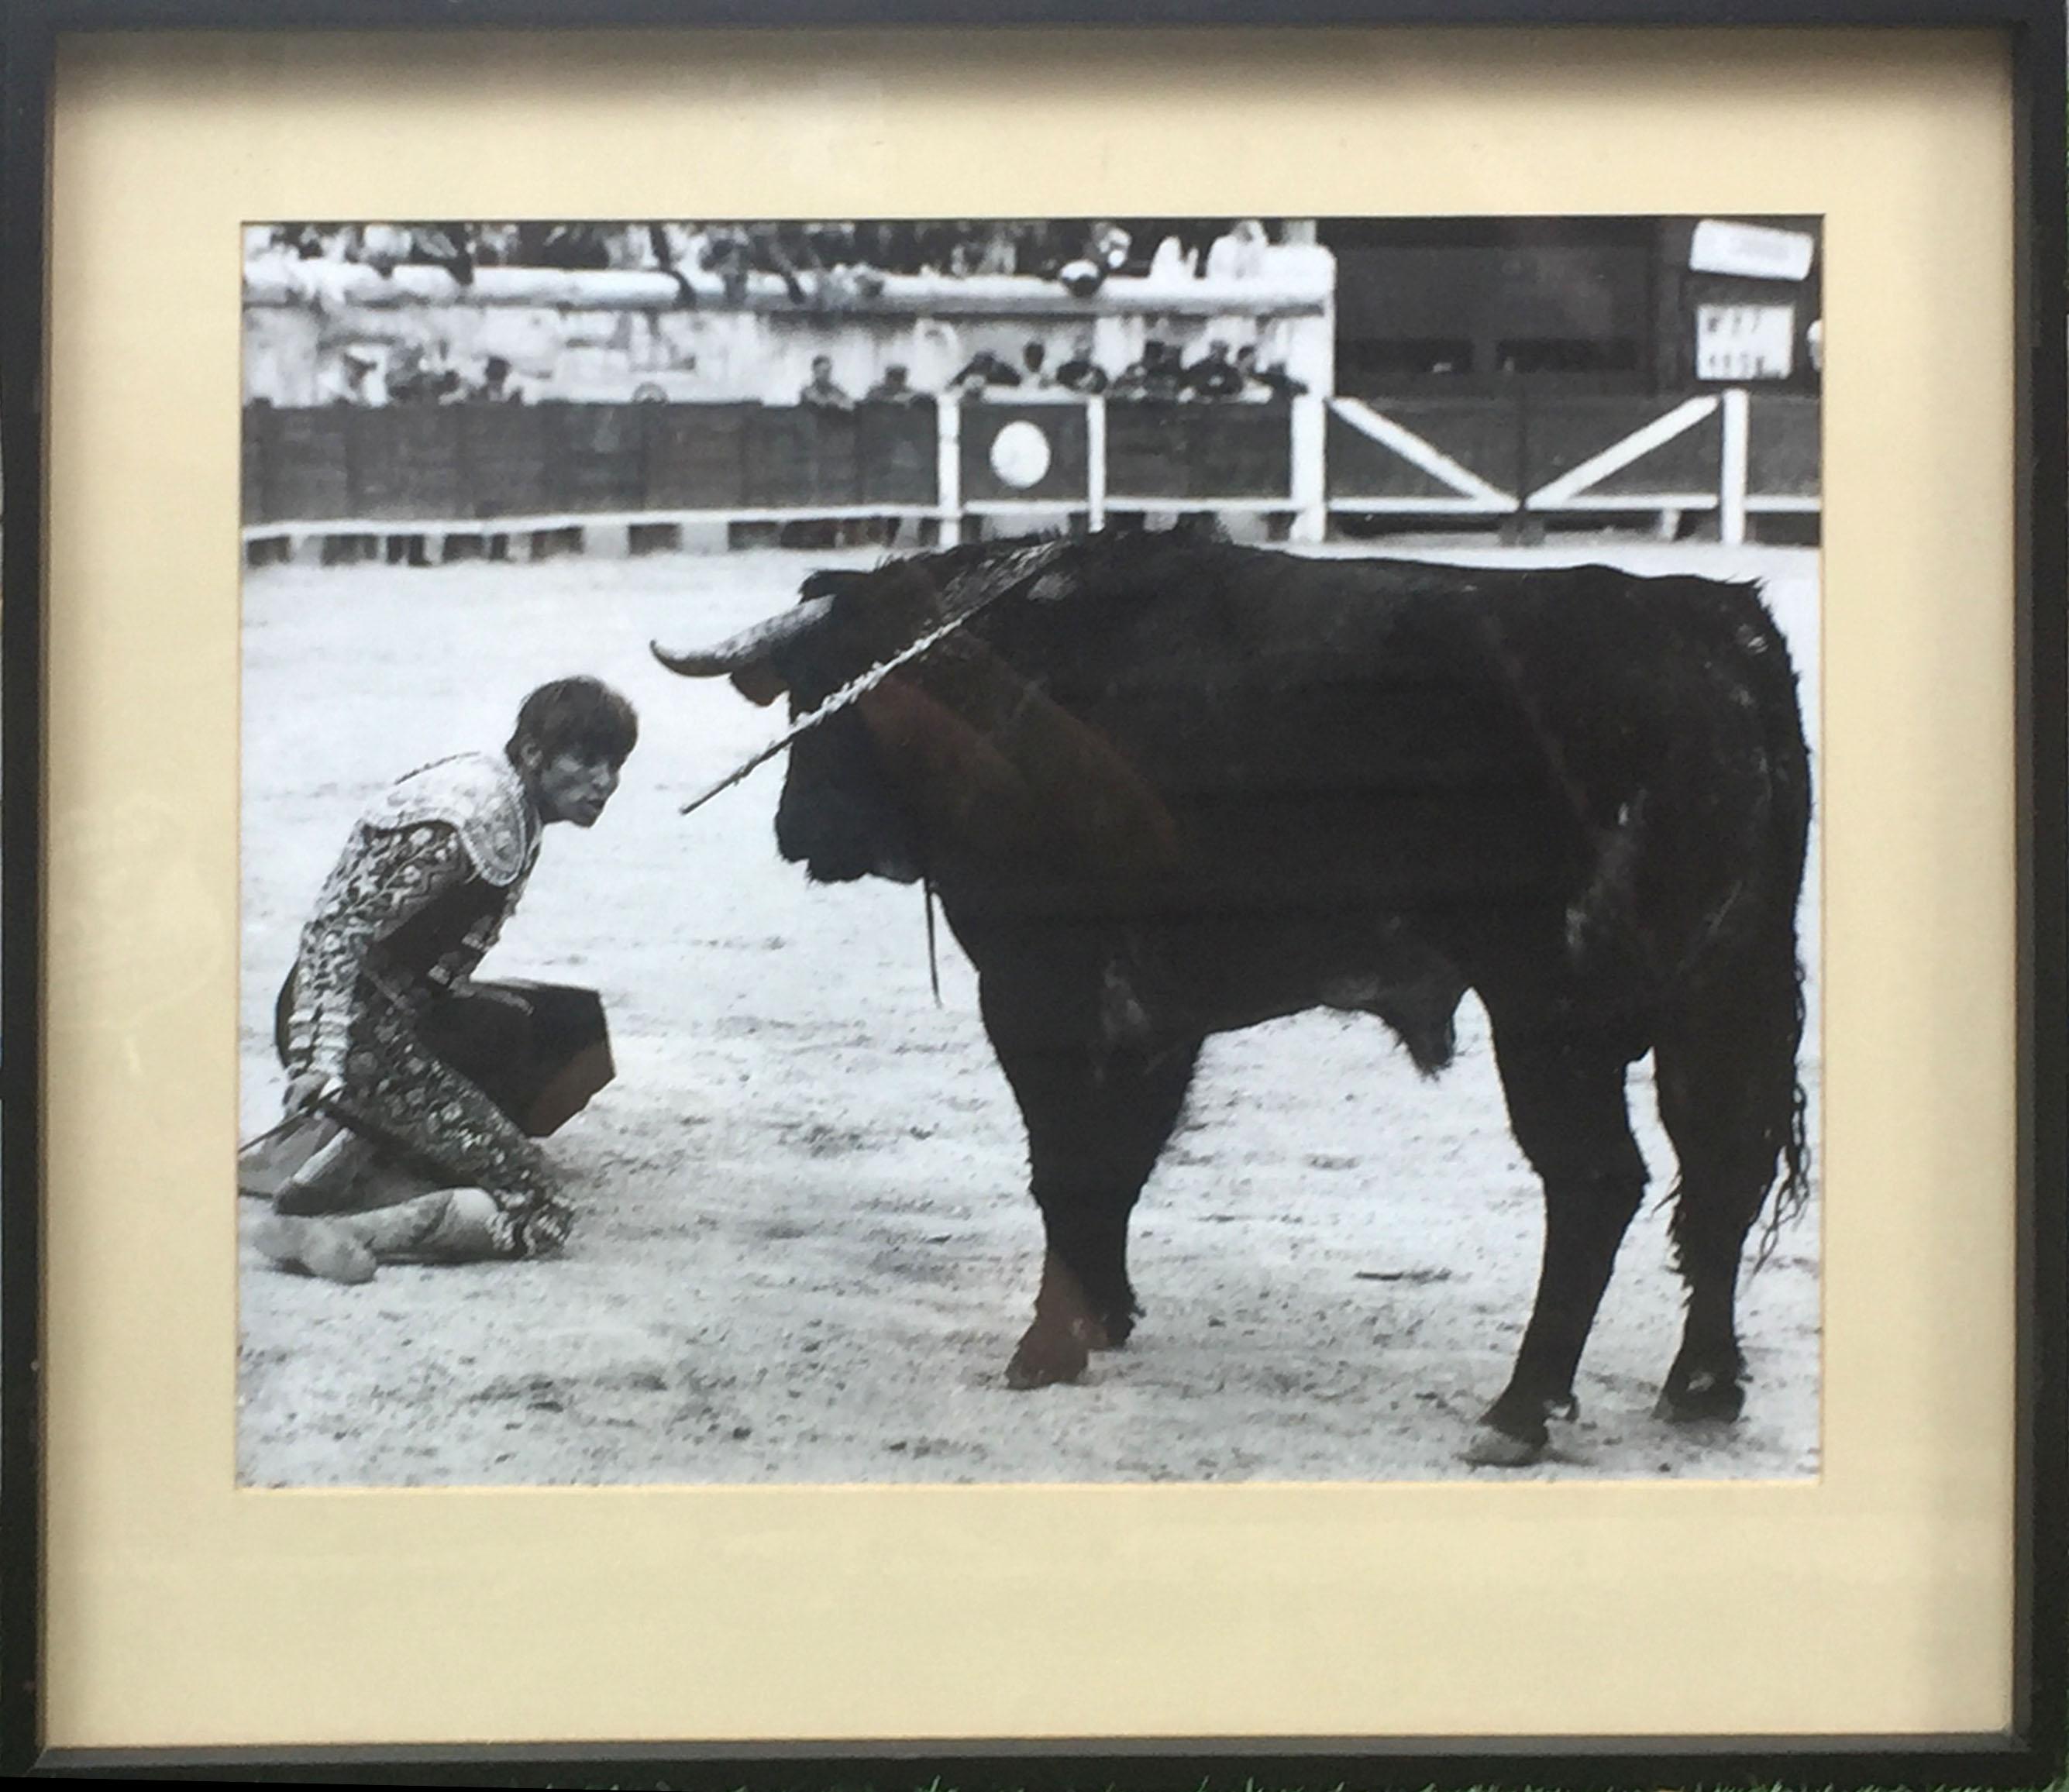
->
651 594 837 676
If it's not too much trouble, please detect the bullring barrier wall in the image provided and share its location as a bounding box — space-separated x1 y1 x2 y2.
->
240 391 1821 545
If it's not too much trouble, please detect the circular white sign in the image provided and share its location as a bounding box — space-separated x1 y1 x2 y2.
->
987 419 1053 490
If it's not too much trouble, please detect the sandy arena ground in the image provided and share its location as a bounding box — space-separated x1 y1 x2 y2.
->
237 536 1822 1487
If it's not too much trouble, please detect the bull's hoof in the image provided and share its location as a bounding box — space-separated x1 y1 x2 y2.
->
1463 1425 1544 1467
1004 1318 1102 1389
1466 1387 1576 1465
1092 1310 1135 1351
1655 1367 1746 1424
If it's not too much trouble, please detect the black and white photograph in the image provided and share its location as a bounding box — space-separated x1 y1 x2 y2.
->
236 213 1823 1488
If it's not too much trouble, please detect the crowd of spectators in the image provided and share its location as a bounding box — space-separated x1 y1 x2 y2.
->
312 343 528 408
793 337 1303 410
262 218 1312 411
315 332 1301 411
252 218 1301 299
945 335 1303 402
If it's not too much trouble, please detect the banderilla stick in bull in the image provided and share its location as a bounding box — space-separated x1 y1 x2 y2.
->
670 542 1071 820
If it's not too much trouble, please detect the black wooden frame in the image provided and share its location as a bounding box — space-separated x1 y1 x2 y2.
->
2 2 2061 1782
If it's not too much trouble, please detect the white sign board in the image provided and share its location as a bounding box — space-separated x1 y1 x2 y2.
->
1696 304 1796 380
1689 219 1816 282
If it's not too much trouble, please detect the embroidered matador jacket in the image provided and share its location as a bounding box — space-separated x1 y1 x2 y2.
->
280 751 571 1253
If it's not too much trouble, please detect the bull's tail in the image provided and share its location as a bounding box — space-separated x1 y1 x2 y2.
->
1751 947 1814 1269
1668 578 1814 1274
1660 909 1813 1286
1751 589 1815 1264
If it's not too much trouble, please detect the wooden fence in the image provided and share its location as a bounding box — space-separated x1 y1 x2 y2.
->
242 390 1819 549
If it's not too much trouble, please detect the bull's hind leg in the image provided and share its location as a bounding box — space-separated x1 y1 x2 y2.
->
1651 960 1804 1425
988 1027 1203 1391
1471 1003 1649 1465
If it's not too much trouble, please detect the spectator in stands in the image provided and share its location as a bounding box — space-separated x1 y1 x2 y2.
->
1184 339 1246 401
409 224 476 287
865 364 924 405
813 264 880 311
1110 339 1185 401
769 223 826 286
339 222 473 283
1146 236 1198 284
318 346 389 408
793 357 855 545
1014 221 1076 280
855 220 916 275
949 349 1022 396
473 356 526 404
650 222 706 270
701 227 810 304
518 223 612 270
1020 341 1051 389
1053 337 1109 395
265 223 329 262
387 342 463 407
700 229 753 303
1089 221 1134 277
356 223 413 276
472 224 522 267
603 225 663 271
1056 256 1107 298
366 347 446 565
805 222 861 270
1206 218 1272 281
1150 340 1191 397
1235 343 1309 399
950 222 1019 277
320 224 368 265
862 366 926 545
908 221 961 277
245 679 639 1285
799 355 854 411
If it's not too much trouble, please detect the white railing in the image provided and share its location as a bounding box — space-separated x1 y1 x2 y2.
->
1325 387 1817 545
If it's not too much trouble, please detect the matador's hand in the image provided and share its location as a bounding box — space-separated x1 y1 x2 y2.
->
281 1071 340 1115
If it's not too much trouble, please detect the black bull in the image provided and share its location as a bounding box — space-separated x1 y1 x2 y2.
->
656 533 1812 1463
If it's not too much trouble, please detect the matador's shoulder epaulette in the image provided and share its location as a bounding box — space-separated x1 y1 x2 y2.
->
366 752 539 887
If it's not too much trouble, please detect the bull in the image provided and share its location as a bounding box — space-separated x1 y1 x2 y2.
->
656 531 1812 1464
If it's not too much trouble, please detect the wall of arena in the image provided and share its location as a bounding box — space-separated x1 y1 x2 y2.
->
240 258 1337 408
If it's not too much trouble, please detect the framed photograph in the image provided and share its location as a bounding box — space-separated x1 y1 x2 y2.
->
4 2 2062 1782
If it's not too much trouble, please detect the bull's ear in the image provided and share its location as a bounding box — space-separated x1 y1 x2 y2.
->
731 664 787 707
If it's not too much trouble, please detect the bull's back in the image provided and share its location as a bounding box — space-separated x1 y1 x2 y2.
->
963 545 1806 948
978 553 1591 911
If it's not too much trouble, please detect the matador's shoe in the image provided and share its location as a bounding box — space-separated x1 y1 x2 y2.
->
250 1188 511 1283
248 1212 378 1285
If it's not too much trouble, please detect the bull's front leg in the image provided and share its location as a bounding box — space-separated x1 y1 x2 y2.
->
982 972 1202 1389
